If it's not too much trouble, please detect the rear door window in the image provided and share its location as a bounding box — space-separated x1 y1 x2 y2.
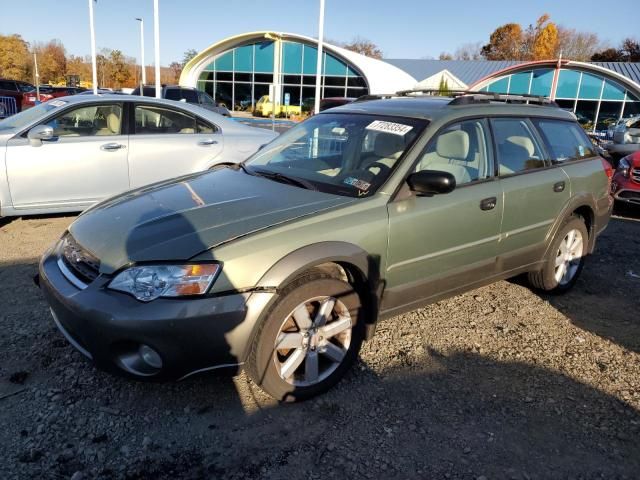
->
181 90 199 103
533 119 596 163
134 105 196 134
490 118 545 175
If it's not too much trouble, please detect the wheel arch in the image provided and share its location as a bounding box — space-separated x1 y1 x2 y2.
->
544 194 597 258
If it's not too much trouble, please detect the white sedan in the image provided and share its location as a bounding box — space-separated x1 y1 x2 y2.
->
0 95 277 217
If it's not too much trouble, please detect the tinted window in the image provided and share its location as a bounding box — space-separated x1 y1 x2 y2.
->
491 118 545 175
196 118 216 134
0 80 16 90
199 92 215 105
134 105 196 134
17 82 34 92
181 90 199 103
44 104 122 137
164 89 181 101
416 119 491 185
533 119 596 163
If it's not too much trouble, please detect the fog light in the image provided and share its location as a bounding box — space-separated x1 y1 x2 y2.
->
139 344 163 369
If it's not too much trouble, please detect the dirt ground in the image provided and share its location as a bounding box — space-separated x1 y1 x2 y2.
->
0 207 639 480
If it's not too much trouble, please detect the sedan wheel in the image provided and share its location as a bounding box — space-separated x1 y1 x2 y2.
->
554 228 584 286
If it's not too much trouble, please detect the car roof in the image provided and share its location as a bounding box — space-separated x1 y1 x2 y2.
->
328 95 576 123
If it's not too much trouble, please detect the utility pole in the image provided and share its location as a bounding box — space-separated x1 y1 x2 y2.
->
88 0 98 94
33 52 40 102
153 0 161 98
313 0 325 115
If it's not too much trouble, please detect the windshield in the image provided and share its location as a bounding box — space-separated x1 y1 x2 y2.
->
245 113 427 197
0 102 64 131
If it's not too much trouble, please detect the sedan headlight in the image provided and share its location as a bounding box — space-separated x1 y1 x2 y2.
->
108 264 221 302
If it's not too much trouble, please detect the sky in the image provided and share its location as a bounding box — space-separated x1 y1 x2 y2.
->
0 0 636 65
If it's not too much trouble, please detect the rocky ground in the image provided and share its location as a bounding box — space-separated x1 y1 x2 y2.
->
0 208 639 480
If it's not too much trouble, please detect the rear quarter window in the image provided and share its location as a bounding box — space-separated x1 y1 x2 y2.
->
533 119 596 163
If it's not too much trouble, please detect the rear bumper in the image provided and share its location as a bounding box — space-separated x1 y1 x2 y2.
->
38 247 275 379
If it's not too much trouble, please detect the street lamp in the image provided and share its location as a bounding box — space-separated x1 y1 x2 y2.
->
314 0 325 115
88 0 98 94
153 0 161 98
135 17 146 87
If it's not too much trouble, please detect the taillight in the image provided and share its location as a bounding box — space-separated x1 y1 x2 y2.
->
601 158 613 180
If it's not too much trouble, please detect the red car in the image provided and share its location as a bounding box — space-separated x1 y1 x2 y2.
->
612 151 640 207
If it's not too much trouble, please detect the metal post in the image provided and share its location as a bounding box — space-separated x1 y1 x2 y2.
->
153 0 161 98
33 52 40 102
88 0 98 94
313 0 325 115
136 17 146 86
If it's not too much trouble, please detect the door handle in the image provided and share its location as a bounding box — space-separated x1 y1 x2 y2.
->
100 143 125 151
553 181 566 192
198 139 218 146
480 197 497 211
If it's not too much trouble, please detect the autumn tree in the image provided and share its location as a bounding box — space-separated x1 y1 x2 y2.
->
342 37 383 59
481 23 523 60
0 34 31 81
169 61 182 83
531 14 558 60
33 39 67 84
108 50 131 88
438 52 453 60
556 28 602 61
591 37 640 62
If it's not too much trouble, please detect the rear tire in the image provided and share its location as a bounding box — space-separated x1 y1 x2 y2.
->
246 272 364 402
528 216 588 294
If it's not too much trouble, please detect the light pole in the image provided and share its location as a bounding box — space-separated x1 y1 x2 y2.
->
33 52 40 102
153 0 161 98
135 17 146 88
88 0 98 94
314 0 325 115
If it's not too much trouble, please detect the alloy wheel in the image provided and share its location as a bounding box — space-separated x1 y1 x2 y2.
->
273 296 352 387
554 228 584 286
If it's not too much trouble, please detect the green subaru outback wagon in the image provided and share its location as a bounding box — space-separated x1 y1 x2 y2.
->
39 92 612 401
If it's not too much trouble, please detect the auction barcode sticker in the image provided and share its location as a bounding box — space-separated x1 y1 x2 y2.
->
366 120 413 136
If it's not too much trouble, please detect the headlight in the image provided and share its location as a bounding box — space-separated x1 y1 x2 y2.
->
617 157 630 178
108 264 221 302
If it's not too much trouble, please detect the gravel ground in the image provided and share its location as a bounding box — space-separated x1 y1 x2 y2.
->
0 208 639 479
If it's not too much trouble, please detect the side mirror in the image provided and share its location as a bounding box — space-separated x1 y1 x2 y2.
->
27 124 55 146
407 170 456 196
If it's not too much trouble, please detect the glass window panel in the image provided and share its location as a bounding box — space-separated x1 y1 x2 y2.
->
216 71 232 82
254 42 274 72
204 62 215 71
578 73 603 100
234 45 253 72
303 75 317 85
324 76 346 87
555 99 575 112
575 100 598 129
45 104 122 137
199 71 213 82
622 101 640 117
134 105 195 135
214 83 232 108
347 76 367 88
487 77 509 93
214 51 233 71
323 87 345 98
253 83 269 103
234 72 252 82
596 101 623 130
254 73 273 84
601 80 625 100
283 85 301 105
283 75 302 85
628 91 640 102
530 69 553 96
283 42 303 74
556 70 580 98
491 118 545 174
508 72 531 95
303 45 318 75
347 66 360 77
324 53 347 76
234 83 253 110
347 88 366 98
533 119 595 162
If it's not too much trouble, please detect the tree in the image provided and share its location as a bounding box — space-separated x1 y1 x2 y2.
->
182 49 198 67
481 23 523 60
556 28 602 61
531 14 558 60
34 39 66 84
169 61 182 83
590 47 622 62
453 42 483 60
342 37 383 59
621 38 640 61
438 52 453 60
438 77 450 96
108 50 131 89
0 34 31 81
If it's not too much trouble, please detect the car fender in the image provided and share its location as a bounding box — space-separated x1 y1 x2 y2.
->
543 193 599 258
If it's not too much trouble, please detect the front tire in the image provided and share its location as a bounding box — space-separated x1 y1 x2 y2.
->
528 216 588 293
246 273 364 402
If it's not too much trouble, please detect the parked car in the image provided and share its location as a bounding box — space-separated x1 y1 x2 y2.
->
42 86 87 98
38 92 612 401
253 95 302 117
131 85 231 117
0 94 277 217
605 115 640 162
611 151 640 207
0 79 38 112
320 97 356 112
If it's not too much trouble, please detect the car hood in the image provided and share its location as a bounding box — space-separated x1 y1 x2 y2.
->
69 168 356 273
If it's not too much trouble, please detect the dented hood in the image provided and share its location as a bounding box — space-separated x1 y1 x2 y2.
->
69 168 355 273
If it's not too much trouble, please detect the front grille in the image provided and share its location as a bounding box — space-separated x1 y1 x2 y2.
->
631 168 640 183
60 234 100 285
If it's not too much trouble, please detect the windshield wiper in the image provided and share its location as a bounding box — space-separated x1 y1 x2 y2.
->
251 168 317 191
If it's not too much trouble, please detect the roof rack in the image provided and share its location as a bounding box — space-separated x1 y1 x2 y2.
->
354 89 558 107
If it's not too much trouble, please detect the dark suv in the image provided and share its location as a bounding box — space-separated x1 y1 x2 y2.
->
131 85 231 117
